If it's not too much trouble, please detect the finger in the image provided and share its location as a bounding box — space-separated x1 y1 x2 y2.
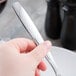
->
35 69 40 76
0 0 6 4
6 38 36 53
38 61 47 71
29 41 52 66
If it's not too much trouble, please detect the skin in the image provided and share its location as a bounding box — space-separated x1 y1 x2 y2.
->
0 0 6 4
0 38 51 76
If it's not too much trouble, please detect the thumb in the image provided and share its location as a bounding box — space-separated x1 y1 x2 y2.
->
29 41 52 66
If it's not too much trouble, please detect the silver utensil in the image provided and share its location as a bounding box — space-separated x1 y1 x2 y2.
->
12 2 61 76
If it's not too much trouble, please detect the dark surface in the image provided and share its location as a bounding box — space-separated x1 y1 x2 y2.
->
0 0 7 13
45 0 62 39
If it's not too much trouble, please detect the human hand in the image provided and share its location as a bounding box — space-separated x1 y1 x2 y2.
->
0 38 51 76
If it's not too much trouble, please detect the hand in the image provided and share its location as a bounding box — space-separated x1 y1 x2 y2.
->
0 38 51 76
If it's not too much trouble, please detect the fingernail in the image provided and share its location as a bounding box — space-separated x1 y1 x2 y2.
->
44 41 52 49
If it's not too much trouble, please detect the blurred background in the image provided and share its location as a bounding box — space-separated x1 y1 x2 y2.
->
0 0 62 47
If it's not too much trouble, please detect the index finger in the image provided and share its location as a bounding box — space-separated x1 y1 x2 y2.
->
6 38 36 53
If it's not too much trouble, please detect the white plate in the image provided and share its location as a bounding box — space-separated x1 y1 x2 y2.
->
41 46 76 76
